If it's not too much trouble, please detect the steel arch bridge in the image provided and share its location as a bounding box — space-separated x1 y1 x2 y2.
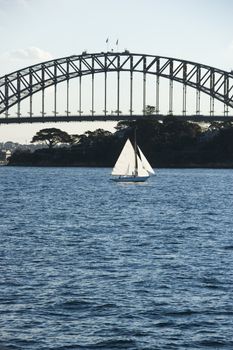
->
0 51 233 124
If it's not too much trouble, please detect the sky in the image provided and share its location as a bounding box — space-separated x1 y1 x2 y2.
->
0 0 233 143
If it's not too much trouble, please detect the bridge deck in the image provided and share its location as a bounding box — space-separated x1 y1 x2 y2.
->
0 114 233 124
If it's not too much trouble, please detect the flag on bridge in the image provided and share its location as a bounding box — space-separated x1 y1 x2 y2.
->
106 38 109 43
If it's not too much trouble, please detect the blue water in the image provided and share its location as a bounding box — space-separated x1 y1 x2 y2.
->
1 167 233 350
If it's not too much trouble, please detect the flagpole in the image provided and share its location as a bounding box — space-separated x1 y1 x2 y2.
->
106 38 109 52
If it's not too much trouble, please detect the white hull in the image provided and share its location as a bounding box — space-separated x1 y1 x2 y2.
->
111 175 149 183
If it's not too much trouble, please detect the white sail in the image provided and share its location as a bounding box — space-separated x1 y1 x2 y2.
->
111 138 153 182
138 146 155 175
137 155 150 177
111 139 135 175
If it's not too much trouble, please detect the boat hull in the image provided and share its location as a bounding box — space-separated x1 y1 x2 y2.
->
111 175 149 183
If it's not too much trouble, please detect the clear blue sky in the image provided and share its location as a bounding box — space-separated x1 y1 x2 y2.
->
0 0 233 142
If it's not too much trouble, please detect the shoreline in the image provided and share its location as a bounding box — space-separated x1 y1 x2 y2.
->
6 163 233 169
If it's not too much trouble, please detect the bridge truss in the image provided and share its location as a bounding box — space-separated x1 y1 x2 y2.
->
0 51 233 124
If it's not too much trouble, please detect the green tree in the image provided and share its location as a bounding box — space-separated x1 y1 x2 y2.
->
70 134 81 146
208 121 233 132
162 117 202 149
31 128 72 149
145 105 155 115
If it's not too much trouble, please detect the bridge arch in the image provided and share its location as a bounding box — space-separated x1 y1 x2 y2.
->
0 51 233 121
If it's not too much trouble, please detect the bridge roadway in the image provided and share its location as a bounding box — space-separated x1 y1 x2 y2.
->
0 114 233 124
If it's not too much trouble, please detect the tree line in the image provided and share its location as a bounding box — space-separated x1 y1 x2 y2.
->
7 117 233 167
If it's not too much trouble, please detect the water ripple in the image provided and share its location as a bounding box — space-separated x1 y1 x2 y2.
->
1 168 233 349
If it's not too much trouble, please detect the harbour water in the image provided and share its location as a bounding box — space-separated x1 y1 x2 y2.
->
1 167 233 350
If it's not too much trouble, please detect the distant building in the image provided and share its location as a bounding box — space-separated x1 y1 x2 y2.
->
0 149 11 164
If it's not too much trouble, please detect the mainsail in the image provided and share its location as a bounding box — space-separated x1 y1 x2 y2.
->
111 139 135 176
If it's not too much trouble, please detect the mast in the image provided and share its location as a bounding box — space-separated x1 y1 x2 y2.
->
134 126 138 176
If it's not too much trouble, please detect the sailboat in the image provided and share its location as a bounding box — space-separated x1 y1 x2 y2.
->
111 138 155 182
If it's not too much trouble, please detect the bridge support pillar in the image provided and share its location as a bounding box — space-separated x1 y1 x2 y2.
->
130 71 133 115
182 84 187 116
143 72 146 114
196 90 200 115
104 71 107 116
156 75 160 114
168 79 173 115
